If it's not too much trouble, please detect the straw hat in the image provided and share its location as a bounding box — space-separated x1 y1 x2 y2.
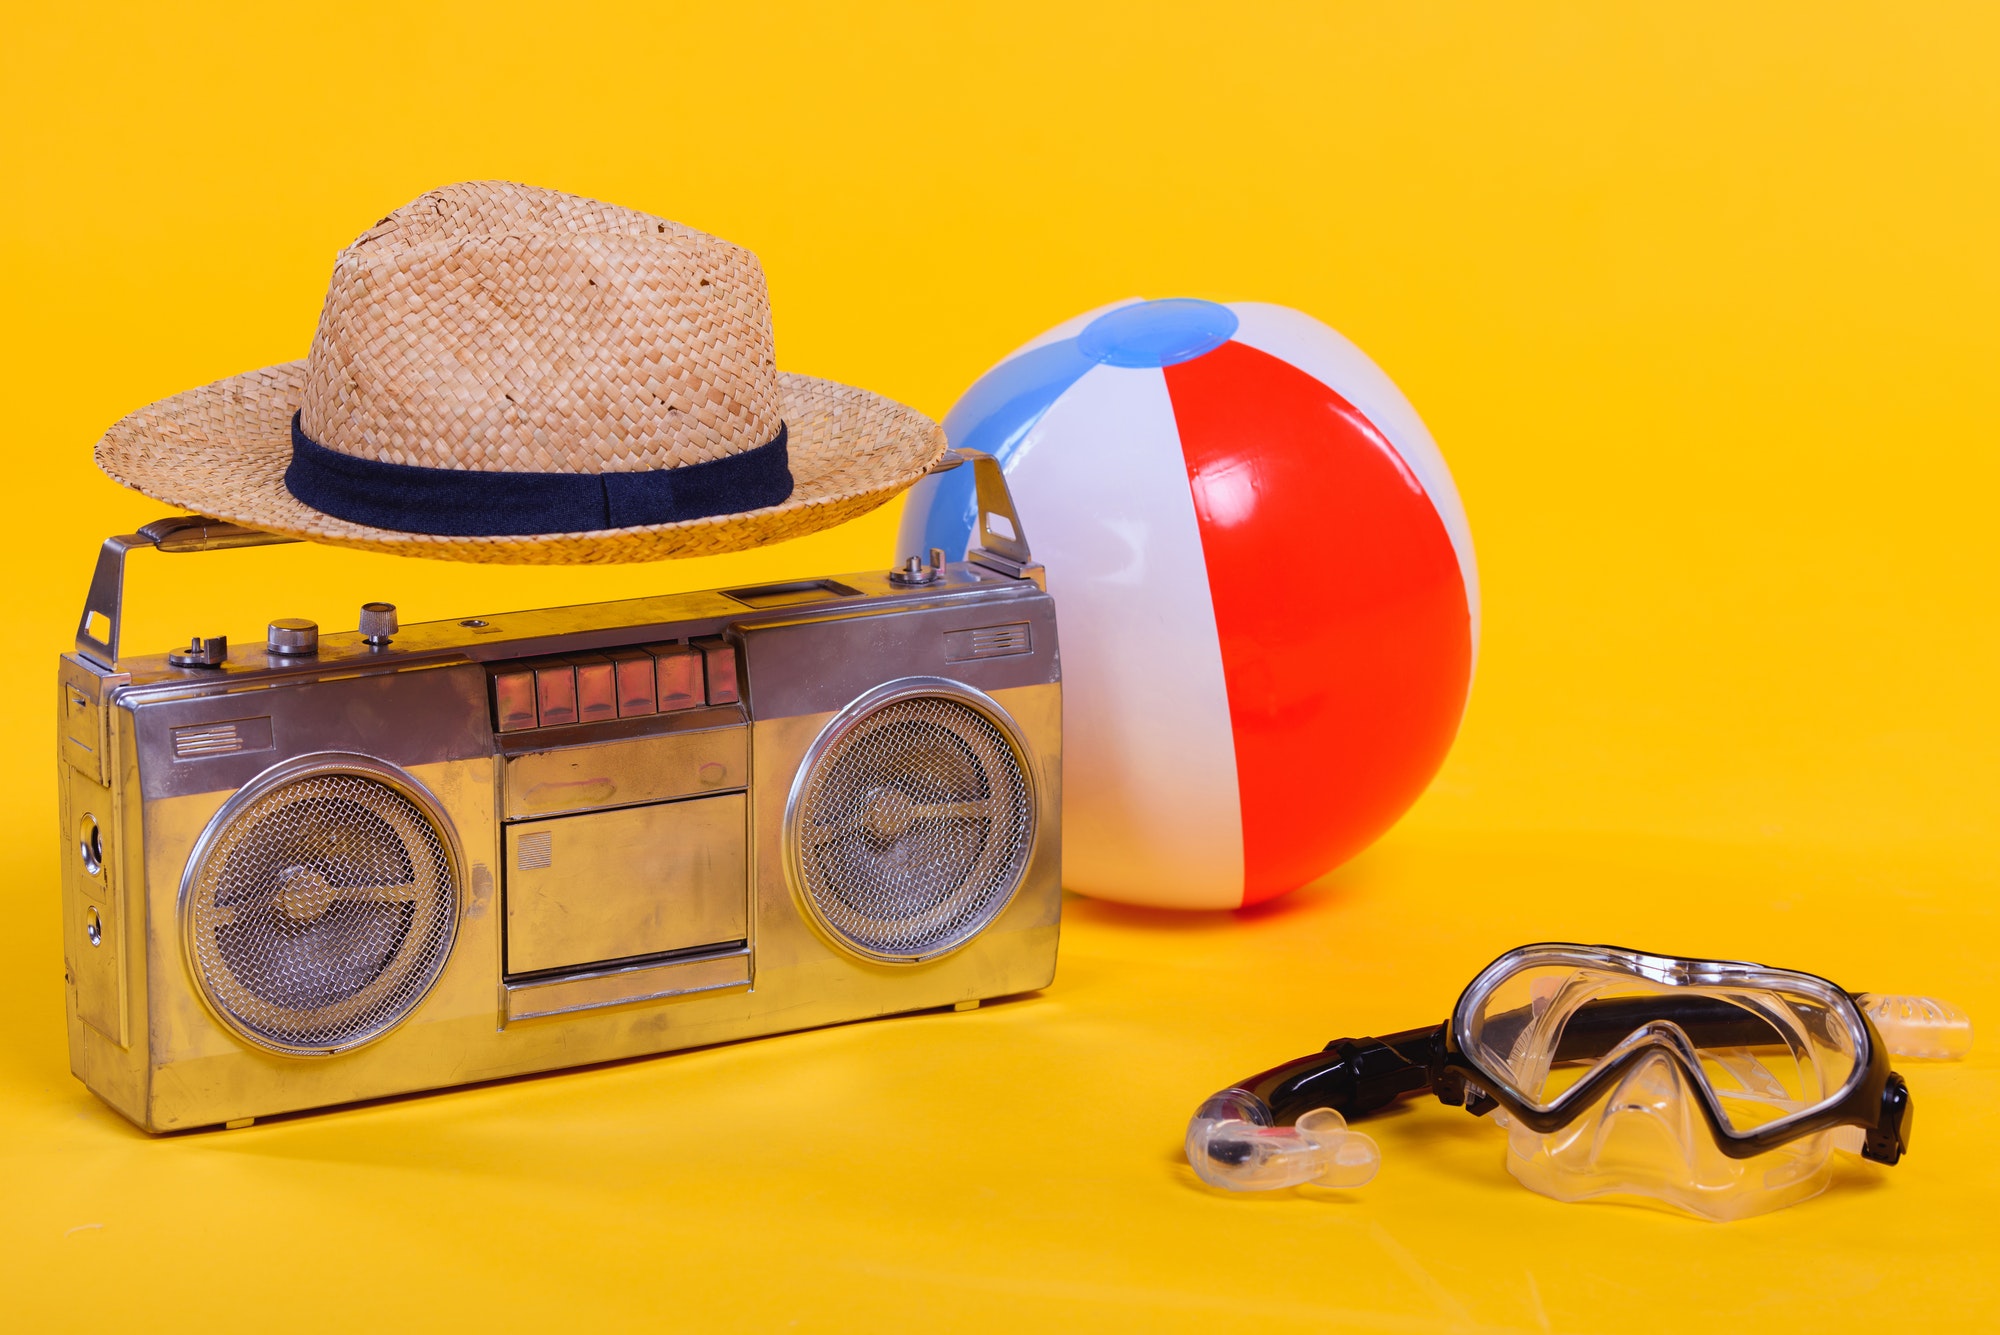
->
95 181 946 563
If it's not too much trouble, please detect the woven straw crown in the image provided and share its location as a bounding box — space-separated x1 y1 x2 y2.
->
94 181 946 564
302 183 782 477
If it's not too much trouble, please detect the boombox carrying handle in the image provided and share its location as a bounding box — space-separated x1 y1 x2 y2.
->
76 517 297 667
928 448 1044 588
77 449 1036 666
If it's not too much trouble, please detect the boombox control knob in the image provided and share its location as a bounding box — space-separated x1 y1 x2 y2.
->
359 602 399 647
888 547 947 586
266 618 319 657
167 634 228 668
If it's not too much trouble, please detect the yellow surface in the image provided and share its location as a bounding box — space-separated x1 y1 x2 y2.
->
3 3 1996 1329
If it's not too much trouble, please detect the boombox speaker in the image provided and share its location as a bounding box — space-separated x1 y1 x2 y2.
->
57 448 1062 1131
788 682 1036 963
181 756 461 1055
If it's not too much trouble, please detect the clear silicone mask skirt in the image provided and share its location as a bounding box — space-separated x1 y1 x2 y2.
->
1185 944 1972 1221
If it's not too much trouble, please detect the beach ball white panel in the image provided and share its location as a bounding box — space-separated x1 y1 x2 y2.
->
1007 363 1247 907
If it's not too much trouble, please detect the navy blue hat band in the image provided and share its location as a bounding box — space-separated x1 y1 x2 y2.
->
285 413 793 537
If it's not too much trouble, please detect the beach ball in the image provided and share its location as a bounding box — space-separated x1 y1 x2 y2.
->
898 299 1478 909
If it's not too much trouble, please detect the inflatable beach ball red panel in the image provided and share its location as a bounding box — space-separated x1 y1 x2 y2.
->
898 300 1478 909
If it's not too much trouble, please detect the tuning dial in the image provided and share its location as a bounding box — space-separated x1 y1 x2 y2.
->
359 602 399 647
266 618 319 656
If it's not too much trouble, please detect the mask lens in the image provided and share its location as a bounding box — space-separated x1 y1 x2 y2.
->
1459 950 1867 1135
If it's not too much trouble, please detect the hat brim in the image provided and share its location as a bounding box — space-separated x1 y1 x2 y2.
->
95 362 946 564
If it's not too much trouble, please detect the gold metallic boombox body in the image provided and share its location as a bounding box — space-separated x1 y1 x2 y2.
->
58 452 1060 1132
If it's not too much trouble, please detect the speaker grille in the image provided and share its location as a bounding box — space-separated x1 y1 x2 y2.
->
791 689 1034 961
183 764 457 1054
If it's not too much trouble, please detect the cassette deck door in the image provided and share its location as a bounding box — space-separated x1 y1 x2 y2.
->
504 793 748 976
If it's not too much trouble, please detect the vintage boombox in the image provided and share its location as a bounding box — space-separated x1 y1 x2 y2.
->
57 450 1060 1132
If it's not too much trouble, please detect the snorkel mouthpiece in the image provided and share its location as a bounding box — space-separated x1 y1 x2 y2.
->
1186 1091 1380 1192
1185 1027 1439 1193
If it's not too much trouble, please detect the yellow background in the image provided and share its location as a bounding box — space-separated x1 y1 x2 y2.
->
4 3 1996 1329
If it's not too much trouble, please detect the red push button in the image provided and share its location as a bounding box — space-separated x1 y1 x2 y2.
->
532 660 578 727
606 648 657 717
647 644 702 712
692 636 739 705
571 654 618 723
492 669 537 733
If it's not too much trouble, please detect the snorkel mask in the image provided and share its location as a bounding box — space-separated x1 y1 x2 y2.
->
1187 944 1972 1221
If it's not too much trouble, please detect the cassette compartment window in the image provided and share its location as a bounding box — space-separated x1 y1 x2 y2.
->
504 794 747 976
